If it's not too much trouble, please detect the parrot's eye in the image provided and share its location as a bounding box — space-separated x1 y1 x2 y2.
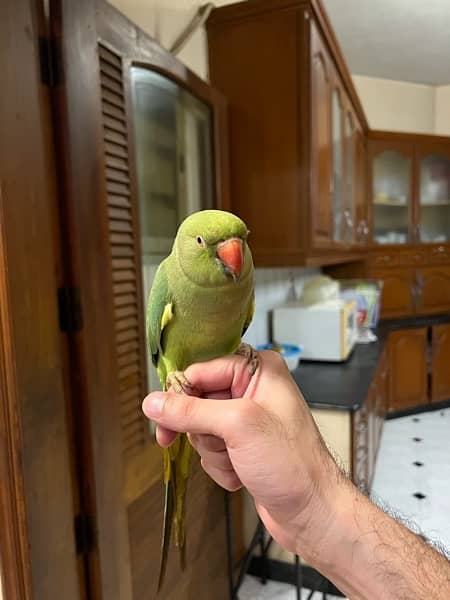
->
196 236 206 247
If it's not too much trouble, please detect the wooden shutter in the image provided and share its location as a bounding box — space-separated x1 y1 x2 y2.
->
51 0 231 598
99 43 149 457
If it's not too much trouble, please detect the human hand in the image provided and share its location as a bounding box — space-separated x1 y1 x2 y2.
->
142 351 342 557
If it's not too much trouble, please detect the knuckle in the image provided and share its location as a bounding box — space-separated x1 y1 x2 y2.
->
268 349 288 370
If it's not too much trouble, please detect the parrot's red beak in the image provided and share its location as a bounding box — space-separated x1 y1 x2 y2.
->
217 238 243 280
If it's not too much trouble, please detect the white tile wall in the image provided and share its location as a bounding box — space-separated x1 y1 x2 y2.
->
243 267 320 348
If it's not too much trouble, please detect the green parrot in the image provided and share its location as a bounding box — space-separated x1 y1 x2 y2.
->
146 209 257 591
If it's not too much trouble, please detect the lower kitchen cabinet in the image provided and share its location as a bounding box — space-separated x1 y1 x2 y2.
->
388 328 428 411
352 348 387 493
418 266 450 315
431 324 450 403
387 322 450 412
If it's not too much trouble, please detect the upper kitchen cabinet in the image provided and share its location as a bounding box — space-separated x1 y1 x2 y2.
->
369 131 450 246
206 0 369 267
369 139 413 245
417 145 450 244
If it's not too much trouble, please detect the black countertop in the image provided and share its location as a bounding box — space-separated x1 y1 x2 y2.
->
289 312 450 413
291 339 383 412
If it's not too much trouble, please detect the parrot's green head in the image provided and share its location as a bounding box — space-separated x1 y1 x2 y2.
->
173 210 253 287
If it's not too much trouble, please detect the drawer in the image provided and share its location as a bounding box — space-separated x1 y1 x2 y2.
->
399 250 428 266
429 245 450 264
369 252 398 267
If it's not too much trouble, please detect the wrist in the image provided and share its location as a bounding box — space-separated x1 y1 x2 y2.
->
293 456 348 566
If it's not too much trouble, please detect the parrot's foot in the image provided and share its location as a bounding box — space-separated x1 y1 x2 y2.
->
166 371 199 396
235 343 259 375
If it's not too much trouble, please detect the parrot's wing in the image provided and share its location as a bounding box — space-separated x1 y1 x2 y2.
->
146 260 173 368
242 289 255 337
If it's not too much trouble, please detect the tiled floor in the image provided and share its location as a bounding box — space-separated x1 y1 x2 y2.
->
371 406 450 553
238 406 450 599
239 575 343 600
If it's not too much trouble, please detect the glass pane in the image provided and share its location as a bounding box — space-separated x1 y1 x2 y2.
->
332 89 343 241
331 88 343 241
373 150 411 244
130 67 213 261
419 154 450 242
344 113 354 242
130 67 214 397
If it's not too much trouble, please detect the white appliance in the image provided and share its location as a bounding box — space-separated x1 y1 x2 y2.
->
273 299 358 362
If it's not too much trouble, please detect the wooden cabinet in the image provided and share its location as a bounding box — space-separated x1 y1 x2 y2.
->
366 249 450 319
388 328 428 411
364 131 450 319
417 266 450 315
310 17 333 247
369 267 415 319
369 138 414 245
369 132 450 245
352 348 387 493
352 401 369 493
52 1 231 598
431 324 450 403
207 0 369 266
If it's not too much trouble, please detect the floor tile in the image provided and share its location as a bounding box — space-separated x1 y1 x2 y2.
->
371 407 450 553
238 575 346 600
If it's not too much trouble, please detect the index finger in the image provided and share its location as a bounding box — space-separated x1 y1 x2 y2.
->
184 354 253 398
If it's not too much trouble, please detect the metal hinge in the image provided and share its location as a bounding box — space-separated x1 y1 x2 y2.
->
74 513 95 555
58 287 83 332
39 36 63 87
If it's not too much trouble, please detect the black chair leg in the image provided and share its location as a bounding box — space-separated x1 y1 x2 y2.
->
295 554 302 600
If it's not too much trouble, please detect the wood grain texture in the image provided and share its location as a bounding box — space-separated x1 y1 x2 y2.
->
431 324 450 403
207 0 369 266
0 0 81 598
51 1 232 598
99 42 149 458
388 328 428 411
128 456 228 600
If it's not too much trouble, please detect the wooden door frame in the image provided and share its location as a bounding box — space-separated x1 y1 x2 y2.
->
0 0 81 598
50 1 231 597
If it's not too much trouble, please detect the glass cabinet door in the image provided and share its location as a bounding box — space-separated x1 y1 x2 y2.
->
130 67 214 262
344 112 354 242
130 67 215 395
332 88 343 241
372 150 411 244
418 154 450 243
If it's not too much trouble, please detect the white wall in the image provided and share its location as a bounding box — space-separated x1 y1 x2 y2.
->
434 85 450 136
353 75 450 136
353 75 436 134
109 0 242 80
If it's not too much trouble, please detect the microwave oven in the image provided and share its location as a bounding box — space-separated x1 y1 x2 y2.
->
273 299 358 362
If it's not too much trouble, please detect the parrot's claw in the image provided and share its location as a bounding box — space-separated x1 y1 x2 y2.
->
235 343 259 375
166 371 199 396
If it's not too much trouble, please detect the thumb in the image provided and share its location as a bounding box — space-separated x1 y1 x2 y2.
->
142 390 244 439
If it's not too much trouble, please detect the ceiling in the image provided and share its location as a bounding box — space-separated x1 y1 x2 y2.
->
322 0 450 86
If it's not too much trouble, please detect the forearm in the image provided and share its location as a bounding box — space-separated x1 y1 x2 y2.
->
299 478 450 599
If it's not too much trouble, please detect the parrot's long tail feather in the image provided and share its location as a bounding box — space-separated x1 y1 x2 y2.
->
157 472 175 593
158 449 176 592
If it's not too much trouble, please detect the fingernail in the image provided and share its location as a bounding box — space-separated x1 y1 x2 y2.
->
143 393 165 417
